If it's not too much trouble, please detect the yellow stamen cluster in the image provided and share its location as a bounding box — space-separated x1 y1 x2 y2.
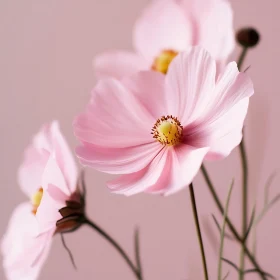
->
152 115 183 146
31 187 43 215
152 50 178 74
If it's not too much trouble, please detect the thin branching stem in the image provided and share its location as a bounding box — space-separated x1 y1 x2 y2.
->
189 183 209 280
84 218 141 280
238 46 249 280
201 164 268 280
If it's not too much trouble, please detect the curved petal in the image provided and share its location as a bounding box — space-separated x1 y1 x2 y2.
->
147 144 209 195
108 144 208 196
36 184 65 234
107 147 168 195
76 141 162 174
204 98 249 160
93 50 149 80
133 0 192 61
36 156 70 233
18 148 49 198
50 122 78 193
165 47 216 124
18 121 77 197
121 71 167 119
74 78 154 148
1 203 52 280
184 62 254 157
209 62 254 119
41 156 70 197
185 0 235 61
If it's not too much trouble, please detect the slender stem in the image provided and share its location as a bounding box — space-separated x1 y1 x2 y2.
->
201 164 267 280
238 46 249 280
237 47 248 70
61 233 77 270
189 183 209 280
134 227 143 279
84 218 141 280
239 138 248 279
218 183 233 280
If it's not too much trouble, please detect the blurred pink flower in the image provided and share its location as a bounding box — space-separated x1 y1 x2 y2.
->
94 0 234 79
74 46 254 195
1 121 78 280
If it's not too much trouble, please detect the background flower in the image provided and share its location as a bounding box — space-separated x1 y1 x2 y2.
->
74 47 253 195
94 0 234 79
1 122 78 280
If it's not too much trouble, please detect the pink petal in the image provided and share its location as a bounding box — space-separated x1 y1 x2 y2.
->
76 141 162 174
204 98 249 160
121 71 167 119
18 148 49 198
181 0 234 61
93 50 149 80
211 62 254 118
165 47 216 124
108 145 208 195
74 78 154 148
147 144 209 195
184 62 253 157
41 156 70 197
133 0 192 61
18 121 77 198
50 122 78 193
36 184 64 234
37 157 71 233
107 148 169 195
1 203 52 280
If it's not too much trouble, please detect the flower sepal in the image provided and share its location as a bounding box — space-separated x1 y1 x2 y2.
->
56 200 85 233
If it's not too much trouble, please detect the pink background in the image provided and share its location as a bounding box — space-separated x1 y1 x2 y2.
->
0 0 279 279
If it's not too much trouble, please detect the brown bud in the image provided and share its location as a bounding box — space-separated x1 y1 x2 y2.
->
56 192 85 234
236 28 260 48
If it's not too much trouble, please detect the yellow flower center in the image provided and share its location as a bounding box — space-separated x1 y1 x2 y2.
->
31 188 43 215
152 50 178 74
152 115 183 146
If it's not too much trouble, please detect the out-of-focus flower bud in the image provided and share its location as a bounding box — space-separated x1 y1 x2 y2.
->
236 28 260 48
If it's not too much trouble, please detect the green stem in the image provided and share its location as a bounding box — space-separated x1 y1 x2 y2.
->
239 138 248 280
84 218 141 280
189 183 209 280
238 46 249 280
237 47 248 70
201 165 267 280
134 228 143 279
218 183 233 280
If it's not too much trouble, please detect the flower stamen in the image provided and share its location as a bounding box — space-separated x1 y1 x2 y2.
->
152 115 183 146
152 50 178 74
31 187 43 215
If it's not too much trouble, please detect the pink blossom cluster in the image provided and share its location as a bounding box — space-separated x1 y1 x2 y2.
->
1 0 258 279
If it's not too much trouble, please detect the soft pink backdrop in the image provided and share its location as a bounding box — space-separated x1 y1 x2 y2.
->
0 0 279 279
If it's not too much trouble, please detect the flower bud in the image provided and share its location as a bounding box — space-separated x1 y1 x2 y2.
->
56 192 85 233
236 28 260 48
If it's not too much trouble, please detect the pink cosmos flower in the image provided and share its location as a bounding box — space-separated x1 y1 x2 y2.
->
94 0 234 79
74 47 254 195
1 121 79 280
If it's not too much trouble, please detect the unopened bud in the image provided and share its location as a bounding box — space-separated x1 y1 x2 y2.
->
236 28 260 48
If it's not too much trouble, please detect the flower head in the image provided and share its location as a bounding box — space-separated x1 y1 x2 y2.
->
74 47 254 196
94 0 234 79
1 121 80 280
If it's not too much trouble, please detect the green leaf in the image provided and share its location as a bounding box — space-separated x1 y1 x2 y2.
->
218 181 234 280
244 205 256 242
212 214 234 241
264 171 277 205
222 271 230 280
221 257 239 272
253 193 280 227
